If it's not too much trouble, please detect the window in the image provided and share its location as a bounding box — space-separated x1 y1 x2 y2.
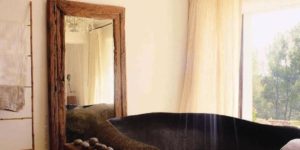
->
242 8 300 127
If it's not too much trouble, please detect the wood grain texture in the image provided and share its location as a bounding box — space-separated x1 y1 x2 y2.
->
120 11 127 116
47 1 127 150
47 1 64 150
58 1 125 16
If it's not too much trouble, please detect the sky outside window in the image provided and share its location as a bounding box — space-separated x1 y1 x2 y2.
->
243 7 300 127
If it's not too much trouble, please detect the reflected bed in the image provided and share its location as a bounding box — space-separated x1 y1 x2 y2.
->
66 103 114 142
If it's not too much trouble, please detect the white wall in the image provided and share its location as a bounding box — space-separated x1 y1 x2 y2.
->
32 0 188 149
32 0 49 150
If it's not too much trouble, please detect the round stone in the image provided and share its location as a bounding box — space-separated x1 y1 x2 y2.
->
89 137 99 146
73 139 83 146
95 143 108 150
81 141 90 148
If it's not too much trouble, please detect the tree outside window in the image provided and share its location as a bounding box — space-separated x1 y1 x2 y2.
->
243 8 300 127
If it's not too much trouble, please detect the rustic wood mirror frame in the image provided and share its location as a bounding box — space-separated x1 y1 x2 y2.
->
47 1 127 150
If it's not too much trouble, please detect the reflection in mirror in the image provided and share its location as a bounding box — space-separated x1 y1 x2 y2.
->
65 16 114 106
64 16 115 142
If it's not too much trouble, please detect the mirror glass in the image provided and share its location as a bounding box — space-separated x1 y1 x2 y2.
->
64 16 115 142
65 16 114 106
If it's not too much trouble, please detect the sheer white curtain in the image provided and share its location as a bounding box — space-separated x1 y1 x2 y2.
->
180 0 242 117
87 26 114 105
87 29 103 104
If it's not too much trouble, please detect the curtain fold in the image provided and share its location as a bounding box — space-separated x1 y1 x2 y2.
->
180 0 242 117
87 29 103 105
87 25 114 105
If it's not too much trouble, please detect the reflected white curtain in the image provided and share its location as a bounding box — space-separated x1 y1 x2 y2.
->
87 29 103 104
87 25 114 105
179 0 242 117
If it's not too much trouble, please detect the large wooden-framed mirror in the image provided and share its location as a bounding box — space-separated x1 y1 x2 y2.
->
47 1 127 150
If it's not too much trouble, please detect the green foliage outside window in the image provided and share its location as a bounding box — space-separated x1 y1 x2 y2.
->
253 24 300 124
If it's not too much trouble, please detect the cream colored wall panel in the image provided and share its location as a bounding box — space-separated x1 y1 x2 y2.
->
32 0 49 149
0 119 32 150
0 88 32 119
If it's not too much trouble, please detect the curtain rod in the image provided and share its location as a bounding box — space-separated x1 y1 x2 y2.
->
89 23 112 32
